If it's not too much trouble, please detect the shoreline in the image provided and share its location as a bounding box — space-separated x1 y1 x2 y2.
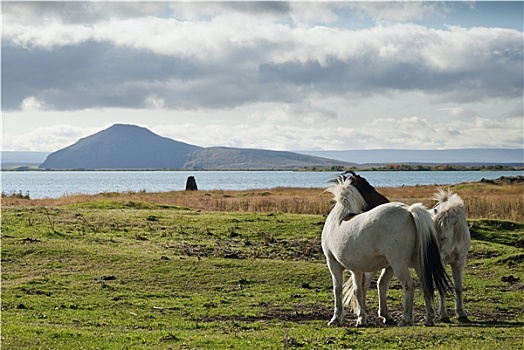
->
2 178 522 222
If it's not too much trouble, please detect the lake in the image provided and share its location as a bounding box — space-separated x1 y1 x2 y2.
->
2 170 522 199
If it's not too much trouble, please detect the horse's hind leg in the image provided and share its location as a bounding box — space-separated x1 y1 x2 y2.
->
351 272 368 327
437 268 451 323
413 264 436 326
392 266 415 327
377 267 396 325
326 255 345 326
438 287 451 323
451 259 469 322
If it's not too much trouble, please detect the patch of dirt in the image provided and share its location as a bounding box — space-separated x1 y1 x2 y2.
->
201 304 332 324
200 300 524 328
170 238 324 261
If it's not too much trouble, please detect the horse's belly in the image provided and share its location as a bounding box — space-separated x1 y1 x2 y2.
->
333 249 390 272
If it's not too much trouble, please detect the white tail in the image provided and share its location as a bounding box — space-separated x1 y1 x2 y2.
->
409 203 444 297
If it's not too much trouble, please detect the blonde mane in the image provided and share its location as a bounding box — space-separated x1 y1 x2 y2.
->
326 175 369 216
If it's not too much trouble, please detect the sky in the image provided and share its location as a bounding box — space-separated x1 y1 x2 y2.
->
2 1 523 153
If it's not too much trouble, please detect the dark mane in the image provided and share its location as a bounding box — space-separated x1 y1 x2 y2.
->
341 171 390 210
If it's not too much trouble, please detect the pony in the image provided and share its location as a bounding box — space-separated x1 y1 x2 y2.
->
431 189 471 322
321 174 452 327
341 176 471 324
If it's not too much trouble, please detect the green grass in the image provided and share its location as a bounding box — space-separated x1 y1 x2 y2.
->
2 203 523 349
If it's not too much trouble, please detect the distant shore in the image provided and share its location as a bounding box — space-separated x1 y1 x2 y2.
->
3 164 523 172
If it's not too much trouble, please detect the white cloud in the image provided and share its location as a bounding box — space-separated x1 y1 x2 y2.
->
1 125 96 152
349 2 449 23
288 2 339 27
150 109 523 151
2 2 522 152
20 97 46 111
439 107 478 119
145 95 165 109
4 15 520 112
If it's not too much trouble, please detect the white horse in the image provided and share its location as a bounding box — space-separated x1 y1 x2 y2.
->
343 189 471 325
322 175 452 327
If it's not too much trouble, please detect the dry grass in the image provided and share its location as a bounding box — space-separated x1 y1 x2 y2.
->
2 181 522 222
379 182 524 222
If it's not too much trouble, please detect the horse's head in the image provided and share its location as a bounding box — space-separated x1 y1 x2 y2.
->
342 171 390 210
432 190 469 255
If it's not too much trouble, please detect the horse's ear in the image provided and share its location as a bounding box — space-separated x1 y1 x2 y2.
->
343 170 357 177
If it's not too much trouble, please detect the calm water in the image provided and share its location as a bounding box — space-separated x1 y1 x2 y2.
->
1 170 522 199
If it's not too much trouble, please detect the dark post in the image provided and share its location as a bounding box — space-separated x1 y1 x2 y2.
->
185 176 198 191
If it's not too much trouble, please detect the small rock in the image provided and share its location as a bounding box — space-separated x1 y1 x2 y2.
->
501 275 520 283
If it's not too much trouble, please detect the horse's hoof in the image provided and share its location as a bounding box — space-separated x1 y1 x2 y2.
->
328 318 342 326
440 317 452 323
356 317 368 328
458 315 470 323
356 318 368 327
424 320 435 327
397 320 412 327
383 318 396 326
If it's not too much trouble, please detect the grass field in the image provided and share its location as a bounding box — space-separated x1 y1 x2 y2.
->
1 181 523 349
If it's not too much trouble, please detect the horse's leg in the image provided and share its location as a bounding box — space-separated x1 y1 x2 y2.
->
362 271 374 299
437 263 451 323
438 286 451 323
360 271 374 316
352 272 368 327
326 255 345 326
413 264 436 326
392 265 415 327
377 267 396 325
451 259 469 322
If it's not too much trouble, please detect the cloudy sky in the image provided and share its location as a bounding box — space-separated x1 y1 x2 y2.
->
2 1 523 152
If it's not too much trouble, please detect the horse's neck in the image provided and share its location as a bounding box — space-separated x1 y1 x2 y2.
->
367 192 389 209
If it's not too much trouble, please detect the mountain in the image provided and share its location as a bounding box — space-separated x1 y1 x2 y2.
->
39 124 353 170
40 124 201 169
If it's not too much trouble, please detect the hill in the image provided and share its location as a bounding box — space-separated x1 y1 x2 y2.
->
1 151 50 170
186 147 349 170
38 124 353 170
297 149 524 166
40 124 201 169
